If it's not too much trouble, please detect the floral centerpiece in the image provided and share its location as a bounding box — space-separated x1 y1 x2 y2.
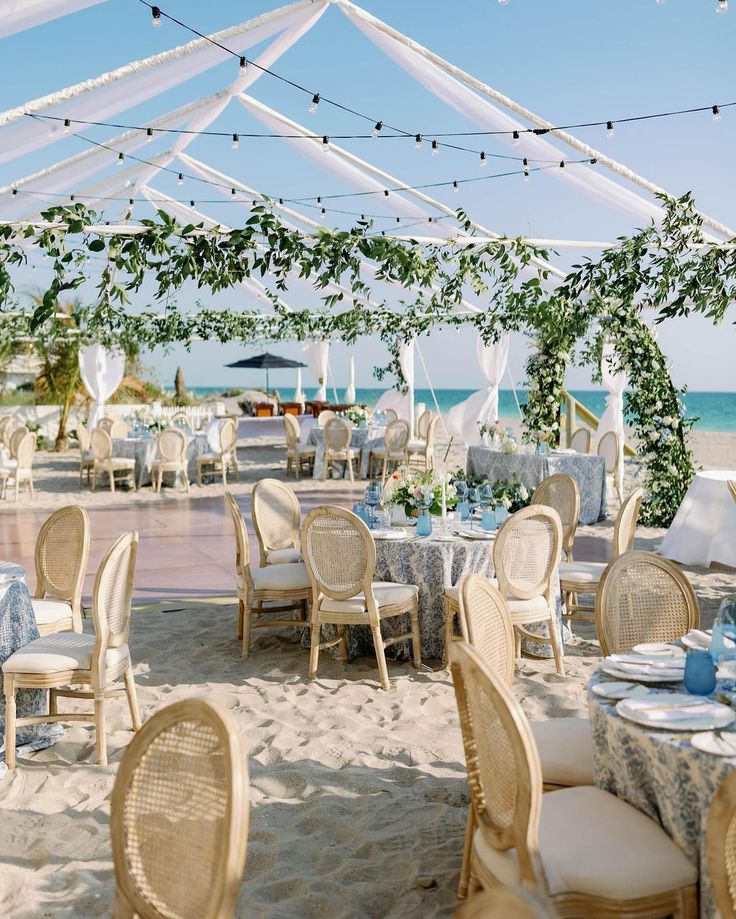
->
383 468 457 517
344 405 369 427
491 475 530 512
479 421 518 454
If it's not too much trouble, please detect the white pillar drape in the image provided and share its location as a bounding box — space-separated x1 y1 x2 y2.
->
294 368 305 403
79 343 125 428
398 340 415 434
445 332 510 445
302 341 329 402
344 355 356 404
595 343 627 496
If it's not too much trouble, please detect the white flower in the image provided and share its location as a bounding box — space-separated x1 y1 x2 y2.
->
648 431 659 442
662 416 673 427
530 381 539 391
519 485 529 501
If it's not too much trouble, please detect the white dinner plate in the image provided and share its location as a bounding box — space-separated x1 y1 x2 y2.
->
691 731 736 757
616 696 735 732
599 663 683 684
681 629 712 651
371 529 411 541
608 653 686 670
632 642 685 658
591 681 653 702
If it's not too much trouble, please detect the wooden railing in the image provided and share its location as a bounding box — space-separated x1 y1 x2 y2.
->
561 389 636 457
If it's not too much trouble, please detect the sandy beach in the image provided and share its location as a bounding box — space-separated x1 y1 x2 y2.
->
0 421 734 917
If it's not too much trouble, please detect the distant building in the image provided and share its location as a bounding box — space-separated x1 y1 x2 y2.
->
0 353 40 391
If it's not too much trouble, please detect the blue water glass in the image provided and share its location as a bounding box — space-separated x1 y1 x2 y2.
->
352 502 370 526
481 508 496 532
494 504 508 526
468 487 480 530
416 509 433 537
364 481 382 529
458 499 471 522
684 649 717 696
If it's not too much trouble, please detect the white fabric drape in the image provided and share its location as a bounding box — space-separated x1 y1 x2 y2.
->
344 355 356 404
399 340 415 434
79 343 125 428
445 333 510 445
0 0 108 39
595 343 627 496
294 368 305 403
303 341 329 402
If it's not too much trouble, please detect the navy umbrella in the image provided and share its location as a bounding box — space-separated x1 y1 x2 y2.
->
225 352 307 394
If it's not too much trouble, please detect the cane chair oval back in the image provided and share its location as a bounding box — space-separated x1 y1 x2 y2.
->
283 413 300 449
91 427 113 461
597 431 620 474
707 770 736 919
97 416 115 433
2 417 16 448
493 505 562 601
156 428 186 463
252 479 300 563
35 505 90 624
317 410 336 428
110 698 249 919
9 425 28 458
224 493 249 571
92 530 139 653
219 419 237 454
612 487 644 557
77 421 91 454
569 427 592 454
729 480 736 505
449 641 543 873
0 416 12 444
382 408 398 424
530 474 579 561
455 886 558 919
460 574 515 688
384 419 410 454
110 420 130 439
15 432 35 469
425 415 439 447
170 410 190 427
417 410 432 439
302 506 374 601
324 417 352 452
596 551 700 656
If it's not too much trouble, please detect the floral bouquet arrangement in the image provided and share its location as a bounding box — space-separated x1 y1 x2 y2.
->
344 405 369 427
383 467 457 517
492 476 530 512
479 421 518 454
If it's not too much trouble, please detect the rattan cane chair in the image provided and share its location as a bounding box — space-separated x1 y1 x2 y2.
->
530 474 580 561
493 505 565 675
369 419 411 485
110 697 249 919
449 641 698 915
598 430 623 505
170 410 191 429
3 531 141 768
151 428 190 493
252 478 301 566
110 420 131 440
322 417 359 481
97 416 115 433
317 409 336 428
382 408 399 424
197 419 239 486
8 425 28 458
224 493 310 658
595 551 700 656
729 480 736 505
32 505 90 635
302 505 421 691
707 770 736 919
408 414 438 472
569 427 592 454
90 427 137 492
0 431 36 501
559 487 644 623
0 415 13 448
77 422 94 485
455 886 559 919
283 414 315 480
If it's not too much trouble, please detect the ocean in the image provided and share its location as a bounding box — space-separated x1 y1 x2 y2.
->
186 387 736 433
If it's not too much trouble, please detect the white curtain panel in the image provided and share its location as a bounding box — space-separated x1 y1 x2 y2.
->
374 388 412 421
79 343 125 428
595 343 627 494
344 355 356 404
445 332 510 445
303 341 329 401
294 368 305 403
0 0 107 38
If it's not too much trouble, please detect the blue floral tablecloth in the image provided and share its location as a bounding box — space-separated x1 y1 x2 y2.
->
113 433 210 487
308 426 385 480
0 563 63 772
589 670 724 918
466 447 607 525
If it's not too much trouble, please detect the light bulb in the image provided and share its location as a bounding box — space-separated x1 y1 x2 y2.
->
372 121 382 138
713 105 721 122
606 120 615 138
232 133 240 150
309 93 320 113
146 127 153 143
322 135 329 152
190 200 195 208
452 180 459 193
431 139 439 156
231 188 236 197
177 173 184 187
11 189 17 196
151 5 161 27
70 195 75 202
128 198 134 206
415 133 422 149
717 0 728 12
117 152 124 166
239 56 247 75
523 158 529 182
384 189 389 197
512 130 520 147
321 207 326 215
559 160 565 169
63 118 71 134
480 151 487 168
317 196 321 205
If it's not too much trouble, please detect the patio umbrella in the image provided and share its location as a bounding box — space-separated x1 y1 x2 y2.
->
225 352 307 394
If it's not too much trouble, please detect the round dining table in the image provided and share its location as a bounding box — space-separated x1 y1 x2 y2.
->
308 424 385 480
112 431 210 487
589 670 733 918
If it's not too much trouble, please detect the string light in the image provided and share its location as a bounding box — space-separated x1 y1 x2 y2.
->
384 189 389 197
309 93 320 113
606 120 615 138
452 180 459 193
713 105 721 122
63 118 71 134
559 160 565 169
512 130 520 146
321 207 326 215
11 189 17 196
431 139 439 156
189 200 195 208
151 5 161 27
415 134 422 149
146 127 154 143
717 0 728 12
322 135 330 152
117 152 124 166
232 133 240 150
523 157 529 181
231 187 236 196
239 56 247 75
177 173 184 186
480 151 487 168
372 121 383 138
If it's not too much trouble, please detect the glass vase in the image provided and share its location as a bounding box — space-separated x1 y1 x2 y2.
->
416 509 433 537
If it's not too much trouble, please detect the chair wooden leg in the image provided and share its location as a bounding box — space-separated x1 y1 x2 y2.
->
309 622 321 679
241 603 252 659
337 625 348 663
548 616 565 676
372 626 391 691
236 598 245 640
109 470 115 493
443 597 454 666
232 457 240 482
124 667 142 732
458 806 476 899
112 893 135 919
94 692 108 766
347 454 354 482
514 627 522 660
91 467 97 491
409 605 421 670
183 469 190 493
49 688 58 716
197 463 203 486
222 462 228 487
4 675 16 769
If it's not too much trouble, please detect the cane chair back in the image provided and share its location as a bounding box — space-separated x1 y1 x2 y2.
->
612 487 644 557
98 416 115 433
569 427 592 454
9 426 28 458
15 432 35 470
171 410 190 427
597 431 620 475
417 410 432 439
449 641 543 884
78 422 91 454
530 474 579 560
156 429 186 463
455 886 558 919
425 414 439 447
110 698 249 919
34 505 90 630
384 419 410 454
730 480 736 506
252 479 300 565
708 770 736 919
596 551 700 656
283 413 300 449
382 408 399 424
92 531 139 666
2 417 16 448
324 417 352 452
460 574 515 688
219 419 237 454
110 420 130 439
91 427 113 461
225 493 250 572
494 506 562 601
317 410 336 428
302 506 374 603
0 416 12 444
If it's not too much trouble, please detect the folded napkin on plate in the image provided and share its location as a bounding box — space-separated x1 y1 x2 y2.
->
684 629 712 649
605 659 683 677
641 703 721 722
610 653 685 669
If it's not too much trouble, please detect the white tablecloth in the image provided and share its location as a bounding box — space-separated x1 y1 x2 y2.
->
658 470 736 567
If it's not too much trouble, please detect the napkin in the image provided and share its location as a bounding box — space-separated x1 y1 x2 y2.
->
684 629 712 650
610 653 685 669
642 703 720 723
604 659 683 678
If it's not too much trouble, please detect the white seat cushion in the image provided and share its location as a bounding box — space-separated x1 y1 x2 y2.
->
473 785 696 900
444 579 500 602
295 445 316 456
31 597 73 626
99 457 135 470
266 547 301 565
3 632 130 674
530 717 594 787
407 439 425 453
506 595 552 619
559 561 606 585
321 581 418 615
250 562 310 591
371 447 405 459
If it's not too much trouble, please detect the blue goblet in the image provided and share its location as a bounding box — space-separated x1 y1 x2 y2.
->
364 481 382 530
468 487 480 530
416 486 433 537
684 649 717 696
479 483 496 532
456 481 470 522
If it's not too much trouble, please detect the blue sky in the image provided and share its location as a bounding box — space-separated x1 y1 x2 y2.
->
1 0 734 393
